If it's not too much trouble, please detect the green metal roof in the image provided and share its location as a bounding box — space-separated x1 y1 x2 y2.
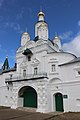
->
34 36 39 42
23 48 33 55
2 57 10 70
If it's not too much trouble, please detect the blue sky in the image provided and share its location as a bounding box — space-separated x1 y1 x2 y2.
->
0 0 80 68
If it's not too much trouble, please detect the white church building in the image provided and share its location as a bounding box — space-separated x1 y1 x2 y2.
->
0 10 80 113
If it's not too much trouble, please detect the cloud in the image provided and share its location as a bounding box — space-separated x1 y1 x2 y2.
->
62 34 80 57
0 44 2 51
9 50 16 61
0 62 3 68
0 0 4 8
4 22 20 30
0 16 3 21
16 8 24 20
59 31 73 40
78 20 80 26
4 22 23 33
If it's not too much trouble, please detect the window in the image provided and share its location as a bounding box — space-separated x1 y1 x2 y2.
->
23 70 26 77
28 56 31 61
63 95 68 99
78 71 80 75
34 67 38 75
52 64 56 72
76 99 80 106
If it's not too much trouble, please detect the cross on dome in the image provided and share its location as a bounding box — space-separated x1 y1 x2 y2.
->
38 7 45 17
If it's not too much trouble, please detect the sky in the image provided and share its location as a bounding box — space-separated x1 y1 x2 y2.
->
0 0 80 68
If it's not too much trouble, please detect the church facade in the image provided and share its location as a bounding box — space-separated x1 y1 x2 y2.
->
0 11 80 113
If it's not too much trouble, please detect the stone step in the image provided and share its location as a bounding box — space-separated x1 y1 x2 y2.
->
47 111 63 116
17 107 37 112
0 106 10 109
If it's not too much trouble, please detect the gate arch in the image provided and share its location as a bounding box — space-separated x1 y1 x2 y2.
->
18 86 37 108
55 93 64 112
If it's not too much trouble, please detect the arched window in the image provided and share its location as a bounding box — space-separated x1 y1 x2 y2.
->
28 56 31 61
52 64 56 72
23 70 26 77
34 67 38 75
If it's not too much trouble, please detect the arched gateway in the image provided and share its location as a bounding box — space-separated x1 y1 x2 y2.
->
18 86 37 108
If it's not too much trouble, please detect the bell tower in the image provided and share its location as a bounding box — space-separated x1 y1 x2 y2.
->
35 10 48 40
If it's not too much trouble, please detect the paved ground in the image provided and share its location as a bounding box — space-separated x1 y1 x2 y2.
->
0 108 54 120
0 108 80 120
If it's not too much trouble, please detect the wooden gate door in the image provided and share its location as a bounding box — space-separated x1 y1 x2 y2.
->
23 87 37 108
55 93 64 112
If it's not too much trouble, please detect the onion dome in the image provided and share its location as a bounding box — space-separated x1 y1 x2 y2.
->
38 10 45 21
54 32 60 39
53 33 61 50
38 11 45 17
22 32 29 35
21 31 30 46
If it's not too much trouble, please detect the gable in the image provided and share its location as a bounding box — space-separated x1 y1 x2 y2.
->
31 58 40 66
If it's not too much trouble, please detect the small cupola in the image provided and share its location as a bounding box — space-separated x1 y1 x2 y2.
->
21 32 30 46
38 10 45 21
53 33 61 50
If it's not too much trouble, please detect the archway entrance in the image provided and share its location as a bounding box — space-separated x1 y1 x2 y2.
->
19 86 37 108
55 93 64 112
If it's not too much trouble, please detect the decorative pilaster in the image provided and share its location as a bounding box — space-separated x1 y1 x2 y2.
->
37 81 48 113
11 86 18 109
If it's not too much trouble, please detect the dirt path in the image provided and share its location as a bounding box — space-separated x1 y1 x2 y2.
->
0 109 54 120
0 108 80 120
